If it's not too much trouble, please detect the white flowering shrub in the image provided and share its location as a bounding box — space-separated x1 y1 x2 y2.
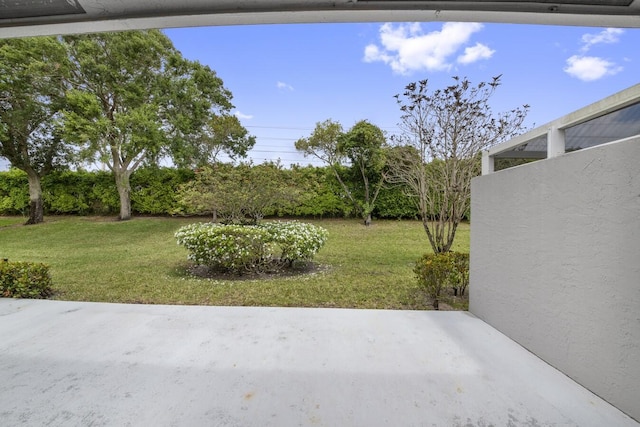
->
175 221 328 274
175 223 270 273
258 221 329 266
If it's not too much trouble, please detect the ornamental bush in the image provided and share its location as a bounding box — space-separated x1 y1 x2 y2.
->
175 221 328 275
449 252 470 297
414 252 469 310
0 261 54 298
258 221 329 266
175 223 270 273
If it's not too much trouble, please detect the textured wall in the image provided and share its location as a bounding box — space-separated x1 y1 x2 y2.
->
470 136 640 422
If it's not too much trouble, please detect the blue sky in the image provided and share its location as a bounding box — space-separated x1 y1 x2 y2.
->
2 22 638 171
164 22 640 167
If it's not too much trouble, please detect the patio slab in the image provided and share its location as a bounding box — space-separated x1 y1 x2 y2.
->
0 299 637 426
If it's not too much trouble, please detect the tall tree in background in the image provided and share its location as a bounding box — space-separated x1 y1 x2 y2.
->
296 119 387 226
387 76 528 252
171 114 256 168
338 120 387 226
62 30 246 220
0 37 71 225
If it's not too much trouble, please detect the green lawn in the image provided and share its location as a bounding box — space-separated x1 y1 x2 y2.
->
0 216 25 227
0 216 469 310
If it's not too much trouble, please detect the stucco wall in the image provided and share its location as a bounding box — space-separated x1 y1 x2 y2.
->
470 136 640 421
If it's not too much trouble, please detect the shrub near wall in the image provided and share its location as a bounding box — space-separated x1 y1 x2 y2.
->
0 260 53 298
414 252 469 310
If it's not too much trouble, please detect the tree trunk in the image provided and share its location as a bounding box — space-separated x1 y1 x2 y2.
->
25 170 44 225
115 170 132 221
364 213 372 227
422 217 440 254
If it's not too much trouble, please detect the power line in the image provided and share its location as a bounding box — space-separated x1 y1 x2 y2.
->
249 150 305 155
246 125 313 131
249 158 324 165
253 136 299 141
246 124 404 133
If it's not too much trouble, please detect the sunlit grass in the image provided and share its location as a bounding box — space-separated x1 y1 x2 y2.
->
0 216 469 310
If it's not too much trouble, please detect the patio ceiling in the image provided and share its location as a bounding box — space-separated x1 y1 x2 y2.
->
2 0 640 39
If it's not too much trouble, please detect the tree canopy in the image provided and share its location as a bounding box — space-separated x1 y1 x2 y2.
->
171 114 256 168
296 119 387 226
338 120 387 226
0 36 72 224
62 30 253 220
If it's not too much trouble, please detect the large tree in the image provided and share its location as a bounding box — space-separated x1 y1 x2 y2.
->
62 30 246 220
295 119 387 226
0 37 71 225
171 114 256 168
338 120 387 226
387 76 528 253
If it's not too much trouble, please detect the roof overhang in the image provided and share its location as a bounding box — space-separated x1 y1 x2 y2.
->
1 0 640 39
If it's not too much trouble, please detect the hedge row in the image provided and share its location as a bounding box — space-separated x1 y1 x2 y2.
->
0 166 425 219
0 167 195 216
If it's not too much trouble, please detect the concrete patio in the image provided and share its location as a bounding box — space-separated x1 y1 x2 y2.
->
0 299 636 426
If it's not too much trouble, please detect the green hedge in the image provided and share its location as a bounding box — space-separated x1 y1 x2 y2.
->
0 260 53 298
0 168 29 215
0 167 194 216
0 165 427 219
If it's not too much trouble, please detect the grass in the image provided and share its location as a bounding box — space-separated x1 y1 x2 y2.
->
0 216 25 227
0 216 469 310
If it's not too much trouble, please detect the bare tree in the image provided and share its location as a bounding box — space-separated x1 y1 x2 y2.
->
387 76 528 253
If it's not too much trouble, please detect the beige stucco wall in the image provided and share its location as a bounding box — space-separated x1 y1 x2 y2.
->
470 136 640 421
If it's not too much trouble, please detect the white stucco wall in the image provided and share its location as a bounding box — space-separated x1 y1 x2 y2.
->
470 136 640 422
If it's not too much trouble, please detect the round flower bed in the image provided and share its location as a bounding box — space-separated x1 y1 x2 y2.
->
175 221 328 275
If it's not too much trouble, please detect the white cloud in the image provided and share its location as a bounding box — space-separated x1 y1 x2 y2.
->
457 43 495 65
580 28 624 52
564 55 622 81
363 22 487 74
277 81 294 91
234 110 253 120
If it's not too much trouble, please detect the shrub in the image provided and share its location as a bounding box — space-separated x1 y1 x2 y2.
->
258 221 329 266
414 252 469 309
174 163 298 224
175 223 270 273
0 260 53 298
449 252 470 297
175 221 328 275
